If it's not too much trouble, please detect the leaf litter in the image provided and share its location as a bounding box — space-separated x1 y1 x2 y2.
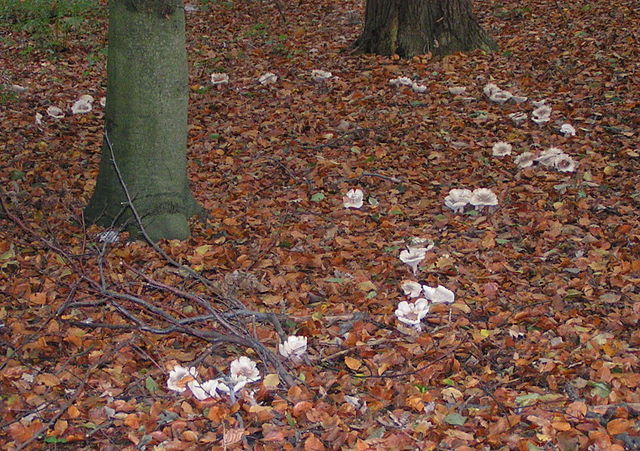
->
1 0 639 449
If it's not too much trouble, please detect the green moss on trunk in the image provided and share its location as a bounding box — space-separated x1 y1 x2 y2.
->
85 0 203 241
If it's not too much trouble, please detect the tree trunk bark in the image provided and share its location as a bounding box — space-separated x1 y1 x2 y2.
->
84 0 202 242
353 0 497 58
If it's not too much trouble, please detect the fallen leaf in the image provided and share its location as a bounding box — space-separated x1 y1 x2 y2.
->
344 356 362 371
606 418 633 435
263 373 280 388
223 428 245 446
444 413 467 426
304 434 326 451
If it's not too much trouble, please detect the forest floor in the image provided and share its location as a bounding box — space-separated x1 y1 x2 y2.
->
1 0 639 449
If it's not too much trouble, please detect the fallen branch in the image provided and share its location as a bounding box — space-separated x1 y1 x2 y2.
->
102 132 294 385
0 135 298 388
357 172 403 184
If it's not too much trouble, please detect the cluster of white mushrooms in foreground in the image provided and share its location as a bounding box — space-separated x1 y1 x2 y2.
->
167 336 307 402
397 239 455 331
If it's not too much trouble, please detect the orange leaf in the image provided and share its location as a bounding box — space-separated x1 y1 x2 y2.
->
248 405 274 422
602 341 622 357
182 430 199 442
405 395 424 412
124 413 140 428
344 356 362 371
262 428 286 442
63 432 85 442
293 400 313 418
67 405 81 419
37 373 61 387
53 419 68 436
64 328 86 347
206 406 225 422
566 401 587 418
8 420 43 443
304 434 326 451
607 418 633 435
551 421 571 431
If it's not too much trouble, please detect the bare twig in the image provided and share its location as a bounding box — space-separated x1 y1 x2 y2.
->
103 132 225 297
321 338 392 362
123 262 288 340
357 172 403 184
1 137 298 389
263 156 314 193
273 0 287 24
101 132 295 385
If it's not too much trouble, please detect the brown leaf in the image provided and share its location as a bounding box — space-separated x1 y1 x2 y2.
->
480 232 496 249
53 419 68 436
261 294 283 306
599 292 621 304
223 428 245 446
293 400 314 418
565 401 587 418
67 405 80 419
304 434 326 451
551 420 571 431
8 420 43 443
607 418 633 435
344 356 362 371
124 413 140 428
37 373 60 387
356 280 376 291
482 282 499 299
262 428 286 442
444 429 474 441
556 432 581 451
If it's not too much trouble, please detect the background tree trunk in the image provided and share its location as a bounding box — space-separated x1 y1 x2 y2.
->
353 0 497 58
85 0 202 241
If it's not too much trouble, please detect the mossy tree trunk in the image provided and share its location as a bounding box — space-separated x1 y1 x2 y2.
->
353 0 497 58
85 0 202 241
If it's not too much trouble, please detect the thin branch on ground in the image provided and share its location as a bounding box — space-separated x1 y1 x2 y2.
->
1 138 298 387
98 132 294 385
356 172 403 184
